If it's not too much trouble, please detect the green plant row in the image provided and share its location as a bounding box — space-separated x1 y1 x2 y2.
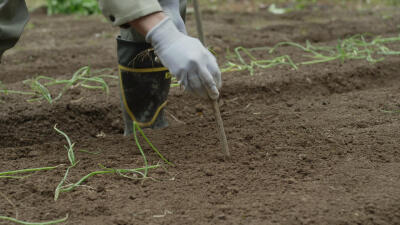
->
222 33 400 75
0 66 117 104
0 65 183 103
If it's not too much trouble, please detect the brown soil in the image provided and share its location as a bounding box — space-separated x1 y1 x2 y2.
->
1 4 400 225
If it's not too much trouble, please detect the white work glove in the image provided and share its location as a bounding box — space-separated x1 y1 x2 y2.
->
146 17 222 100
158 0 187 34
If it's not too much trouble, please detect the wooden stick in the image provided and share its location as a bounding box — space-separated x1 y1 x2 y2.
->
193 0 205 45
211 100 231 158
193 1 230 158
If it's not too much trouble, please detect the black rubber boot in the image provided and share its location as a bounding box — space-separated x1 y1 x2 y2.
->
117 37 171 135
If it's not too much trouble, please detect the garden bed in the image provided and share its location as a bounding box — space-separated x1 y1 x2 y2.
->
1 4 400 224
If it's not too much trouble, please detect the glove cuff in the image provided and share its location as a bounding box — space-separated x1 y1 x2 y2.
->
145 17 184 51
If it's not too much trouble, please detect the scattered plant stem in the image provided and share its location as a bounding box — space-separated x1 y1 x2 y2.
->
165 110 186 125
0 176 29 179
0 192 66 225
222 33 400 75
134 122 174 166
27 66 117 103
0 191 18 219
53 123 166 200
1 66 117 104
1 189 66 224
0 166 59 179
269 34 400 65
0 214 68 225
0 80 35 96
133 122 150 177
0 90 35 95
54 125 77 166
222 46 297 75
56 165 159 196
23 76 54 103
53 124 78 201
381 109 400 113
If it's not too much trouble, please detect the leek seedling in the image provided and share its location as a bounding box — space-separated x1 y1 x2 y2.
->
0 214 68 225
53 123 166 200
0 166 59 179
134 122 174 167
222 46 298 75
53 124 78 201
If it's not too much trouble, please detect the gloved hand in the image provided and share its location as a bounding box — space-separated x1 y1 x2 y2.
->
158 0 187 34
146 17 222 100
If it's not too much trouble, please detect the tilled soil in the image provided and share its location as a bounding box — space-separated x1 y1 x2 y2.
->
1 5 400 225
